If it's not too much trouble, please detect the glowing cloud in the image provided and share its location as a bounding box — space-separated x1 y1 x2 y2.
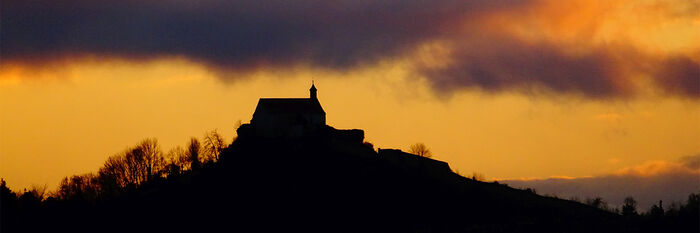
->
502 155 700 208
2 0 698 98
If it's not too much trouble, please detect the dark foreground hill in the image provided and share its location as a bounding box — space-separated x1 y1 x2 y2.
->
3 126 690 233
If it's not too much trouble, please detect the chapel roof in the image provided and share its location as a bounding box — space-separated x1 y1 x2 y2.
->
253 98 325 115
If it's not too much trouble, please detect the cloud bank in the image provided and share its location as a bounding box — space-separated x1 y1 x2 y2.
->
2 0 486 68
502 155 700 210
2 0 698 98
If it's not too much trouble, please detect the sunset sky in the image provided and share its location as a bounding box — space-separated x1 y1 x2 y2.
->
1 0 698 206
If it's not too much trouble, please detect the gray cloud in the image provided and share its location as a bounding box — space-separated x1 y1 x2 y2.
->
502 156 700 210
654 57 700 98
1 0 504 69
680 154 700 170
420 38 626 98
2 0 698 99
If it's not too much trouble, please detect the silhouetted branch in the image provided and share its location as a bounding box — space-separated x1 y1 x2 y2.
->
409 143 432 158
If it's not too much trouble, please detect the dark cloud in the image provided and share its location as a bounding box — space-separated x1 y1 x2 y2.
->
2 0 698 99
1 0 506 69
655 57 700 98
419 35 699 99
502 158 700 209
503 172 699 211
419 38 626 98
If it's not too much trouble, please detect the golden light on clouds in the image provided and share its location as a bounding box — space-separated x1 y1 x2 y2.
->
614 160 700 177
486 0 700 54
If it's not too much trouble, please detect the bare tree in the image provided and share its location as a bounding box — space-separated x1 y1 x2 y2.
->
125 147 146 185
187 137 202 170
98 138 165 188
97 157 123 197
137 138 165 181
55 173 101 201
586 197 610 211
622 196 638 216
26 184 48 201
409 143 432 158
165 146 189 174
100 152 130 188
202 129 226 163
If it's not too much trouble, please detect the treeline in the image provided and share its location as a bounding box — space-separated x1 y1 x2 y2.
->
3 129 229 205
570 194 700 220
519 186 699 227
532 192 700 232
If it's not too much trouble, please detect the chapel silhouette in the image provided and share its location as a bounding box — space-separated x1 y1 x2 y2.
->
247 83 326 138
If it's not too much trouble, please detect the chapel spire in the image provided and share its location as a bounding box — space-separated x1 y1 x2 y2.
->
310 81 317 100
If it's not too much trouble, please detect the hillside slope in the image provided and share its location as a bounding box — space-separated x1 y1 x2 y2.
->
6 126 630 233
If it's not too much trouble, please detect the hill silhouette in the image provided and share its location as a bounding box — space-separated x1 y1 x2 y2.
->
2 125 698 233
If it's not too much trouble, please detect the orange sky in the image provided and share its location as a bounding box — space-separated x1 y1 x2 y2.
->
1 58 698 191
1 0 699 191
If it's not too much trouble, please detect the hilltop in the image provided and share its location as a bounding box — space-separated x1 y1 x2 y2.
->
4 124 641 233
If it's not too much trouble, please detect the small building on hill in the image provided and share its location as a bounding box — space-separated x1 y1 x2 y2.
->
249 83 326 138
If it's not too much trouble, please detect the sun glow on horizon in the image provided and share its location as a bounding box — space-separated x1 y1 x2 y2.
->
1 58 698 191
1 0 699 194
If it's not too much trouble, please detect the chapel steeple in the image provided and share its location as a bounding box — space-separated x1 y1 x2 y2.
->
310 81 317 100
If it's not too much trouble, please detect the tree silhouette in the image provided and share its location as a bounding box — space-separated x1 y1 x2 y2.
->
100 153 130 189
188 137 202 170
137 138 166 181
26 185 47 201
409 143 432 158
202 129 226 163
165 146 189 175
680 193 698 218
0 179 13 200
622 196 638 216
98 138 165 189
55 174 100 201
586 197 609 211
125 147 145 185
648 200 664 217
